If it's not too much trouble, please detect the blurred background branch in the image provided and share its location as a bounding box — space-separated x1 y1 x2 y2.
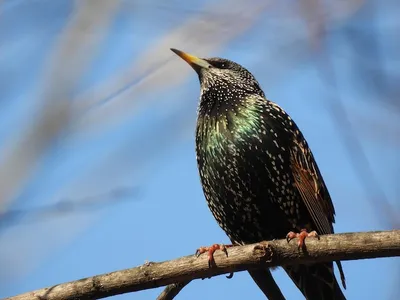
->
0 0 121 213
0 186 139 230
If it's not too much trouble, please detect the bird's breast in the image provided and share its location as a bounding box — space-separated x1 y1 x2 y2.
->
195 103 300 243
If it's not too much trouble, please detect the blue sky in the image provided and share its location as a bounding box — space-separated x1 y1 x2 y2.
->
0 0 399 299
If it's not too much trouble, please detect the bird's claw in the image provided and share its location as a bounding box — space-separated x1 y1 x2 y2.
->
195 243 233 268
286 229 319 249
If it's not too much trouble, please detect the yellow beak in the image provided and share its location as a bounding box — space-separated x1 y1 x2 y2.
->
170 48 212 71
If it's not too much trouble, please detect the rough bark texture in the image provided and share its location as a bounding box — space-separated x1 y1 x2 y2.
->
6 230 400 300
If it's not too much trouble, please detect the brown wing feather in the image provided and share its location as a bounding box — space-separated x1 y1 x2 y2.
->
290 138 346 289
290 139 334 235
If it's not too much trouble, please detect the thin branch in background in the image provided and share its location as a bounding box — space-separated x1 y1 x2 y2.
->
5 230 400 300
0 91 194 231
295 0 366 50
297 0 326 50
0 0 121 213
350 110 400 147
317 49 399 229
298 0 400 229
0 186 140 229
72 0 272 136
344 2 400 111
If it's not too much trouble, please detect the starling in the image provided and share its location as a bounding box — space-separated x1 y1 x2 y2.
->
171 48 346 300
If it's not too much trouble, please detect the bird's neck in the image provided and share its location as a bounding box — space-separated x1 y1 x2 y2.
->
198 84 265 118
196 93 266 150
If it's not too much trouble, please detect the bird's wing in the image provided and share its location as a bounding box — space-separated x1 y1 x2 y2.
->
259 98 346 293
257 97 336 235
286 125 346 292
289 126 347 291
289 137 335 235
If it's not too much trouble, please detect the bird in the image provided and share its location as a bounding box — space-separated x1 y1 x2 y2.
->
171 48 346 300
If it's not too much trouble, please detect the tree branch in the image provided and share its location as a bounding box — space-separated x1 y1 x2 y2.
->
7 230 400 300
156 281 191 300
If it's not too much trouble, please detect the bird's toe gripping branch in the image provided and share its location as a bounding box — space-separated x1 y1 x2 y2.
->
286 229 319 249
195 244 233 268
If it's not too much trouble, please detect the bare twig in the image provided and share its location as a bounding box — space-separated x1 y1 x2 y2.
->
6 230 400 300
0 186 139 229
156 281 191 300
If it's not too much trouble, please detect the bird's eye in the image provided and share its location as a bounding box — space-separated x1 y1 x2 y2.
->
211 62 227 69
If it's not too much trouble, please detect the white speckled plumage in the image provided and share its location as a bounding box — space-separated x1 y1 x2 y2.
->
172 50 346 300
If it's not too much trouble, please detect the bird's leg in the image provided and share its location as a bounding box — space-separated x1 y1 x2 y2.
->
195 244 234 267
286 229 319 249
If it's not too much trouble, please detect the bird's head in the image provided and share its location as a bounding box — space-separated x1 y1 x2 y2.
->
171 48 264 100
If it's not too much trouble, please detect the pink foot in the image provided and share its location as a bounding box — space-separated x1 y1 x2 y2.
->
286 229 319 249
195 244 233 267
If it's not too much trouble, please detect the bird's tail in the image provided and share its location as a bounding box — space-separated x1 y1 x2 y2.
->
248 269 286 300
284 262 346 300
